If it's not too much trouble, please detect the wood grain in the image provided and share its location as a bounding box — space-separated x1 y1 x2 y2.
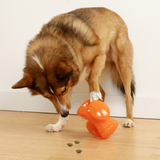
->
0 111 160 160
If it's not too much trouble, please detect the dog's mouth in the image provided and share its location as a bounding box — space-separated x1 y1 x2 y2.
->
59 104 70 117
54 94 70 117
48 86 70 117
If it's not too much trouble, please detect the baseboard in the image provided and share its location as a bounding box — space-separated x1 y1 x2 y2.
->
0 91 160 119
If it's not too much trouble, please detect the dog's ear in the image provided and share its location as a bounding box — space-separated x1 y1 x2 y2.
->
56 60 73 86
12 73 34 89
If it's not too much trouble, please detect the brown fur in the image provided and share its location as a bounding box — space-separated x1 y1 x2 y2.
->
12 7 135 124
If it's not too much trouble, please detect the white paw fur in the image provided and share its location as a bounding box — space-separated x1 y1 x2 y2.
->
123 118 134 128
45 115 69 132
90 92 102 102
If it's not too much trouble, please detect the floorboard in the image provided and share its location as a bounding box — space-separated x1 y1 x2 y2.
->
0 111 160 160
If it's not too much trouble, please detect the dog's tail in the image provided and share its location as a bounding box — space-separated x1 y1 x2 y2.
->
108 62 136 103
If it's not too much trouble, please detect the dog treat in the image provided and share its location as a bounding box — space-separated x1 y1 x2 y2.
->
74 140 80 144
67 143 73 147
76 149 82 153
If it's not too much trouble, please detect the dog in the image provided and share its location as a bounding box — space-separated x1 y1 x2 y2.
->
12 7 135 131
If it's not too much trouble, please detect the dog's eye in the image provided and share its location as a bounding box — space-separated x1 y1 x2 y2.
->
62 88 66 95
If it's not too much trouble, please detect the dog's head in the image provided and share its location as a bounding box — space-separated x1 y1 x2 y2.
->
12 37 80 117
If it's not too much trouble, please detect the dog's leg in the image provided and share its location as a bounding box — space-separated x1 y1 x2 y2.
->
45 115 69 132
116 63 134 127
88 52 106 102
115 39 134 128
99 84 106 102
122 77 134 128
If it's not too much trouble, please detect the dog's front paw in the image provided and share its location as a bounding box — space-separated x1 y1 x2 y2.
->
45 115 68 132
45 124 64 132
123 118 134 128
90 92 102 102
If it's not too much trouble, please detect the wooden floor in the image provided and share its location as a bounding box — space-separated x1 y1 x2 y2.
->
0 111 160 160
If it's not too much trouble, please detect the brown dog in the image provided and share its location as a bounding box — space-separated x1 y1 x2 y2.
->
12 7 135 131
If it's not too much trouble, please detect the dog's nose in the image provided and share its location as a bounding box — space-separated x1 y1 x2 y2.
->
61 111 69 117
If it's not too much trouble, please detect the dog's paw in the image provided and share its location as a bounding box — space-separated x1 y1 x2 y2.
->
90 92 102 102
45 124 64 132
45 115 69 132
123 118 134 128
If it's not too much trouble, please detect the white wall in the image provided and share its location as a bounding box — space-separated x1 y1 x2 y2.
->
0 0 160 119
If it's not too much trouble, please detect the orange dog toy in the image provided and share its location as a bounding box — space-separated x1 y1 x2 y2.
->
77 100 119 139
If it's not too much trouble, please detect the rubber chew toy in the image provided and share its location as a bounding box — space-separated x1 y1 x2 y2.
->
77 100 119 139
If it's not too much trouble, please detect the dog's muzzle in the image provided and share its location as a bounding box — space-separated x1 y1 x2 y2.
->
61 111 69 117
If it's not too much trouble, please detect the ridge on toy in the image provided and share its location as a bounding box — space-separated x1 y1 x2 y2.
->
77 100 119 139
